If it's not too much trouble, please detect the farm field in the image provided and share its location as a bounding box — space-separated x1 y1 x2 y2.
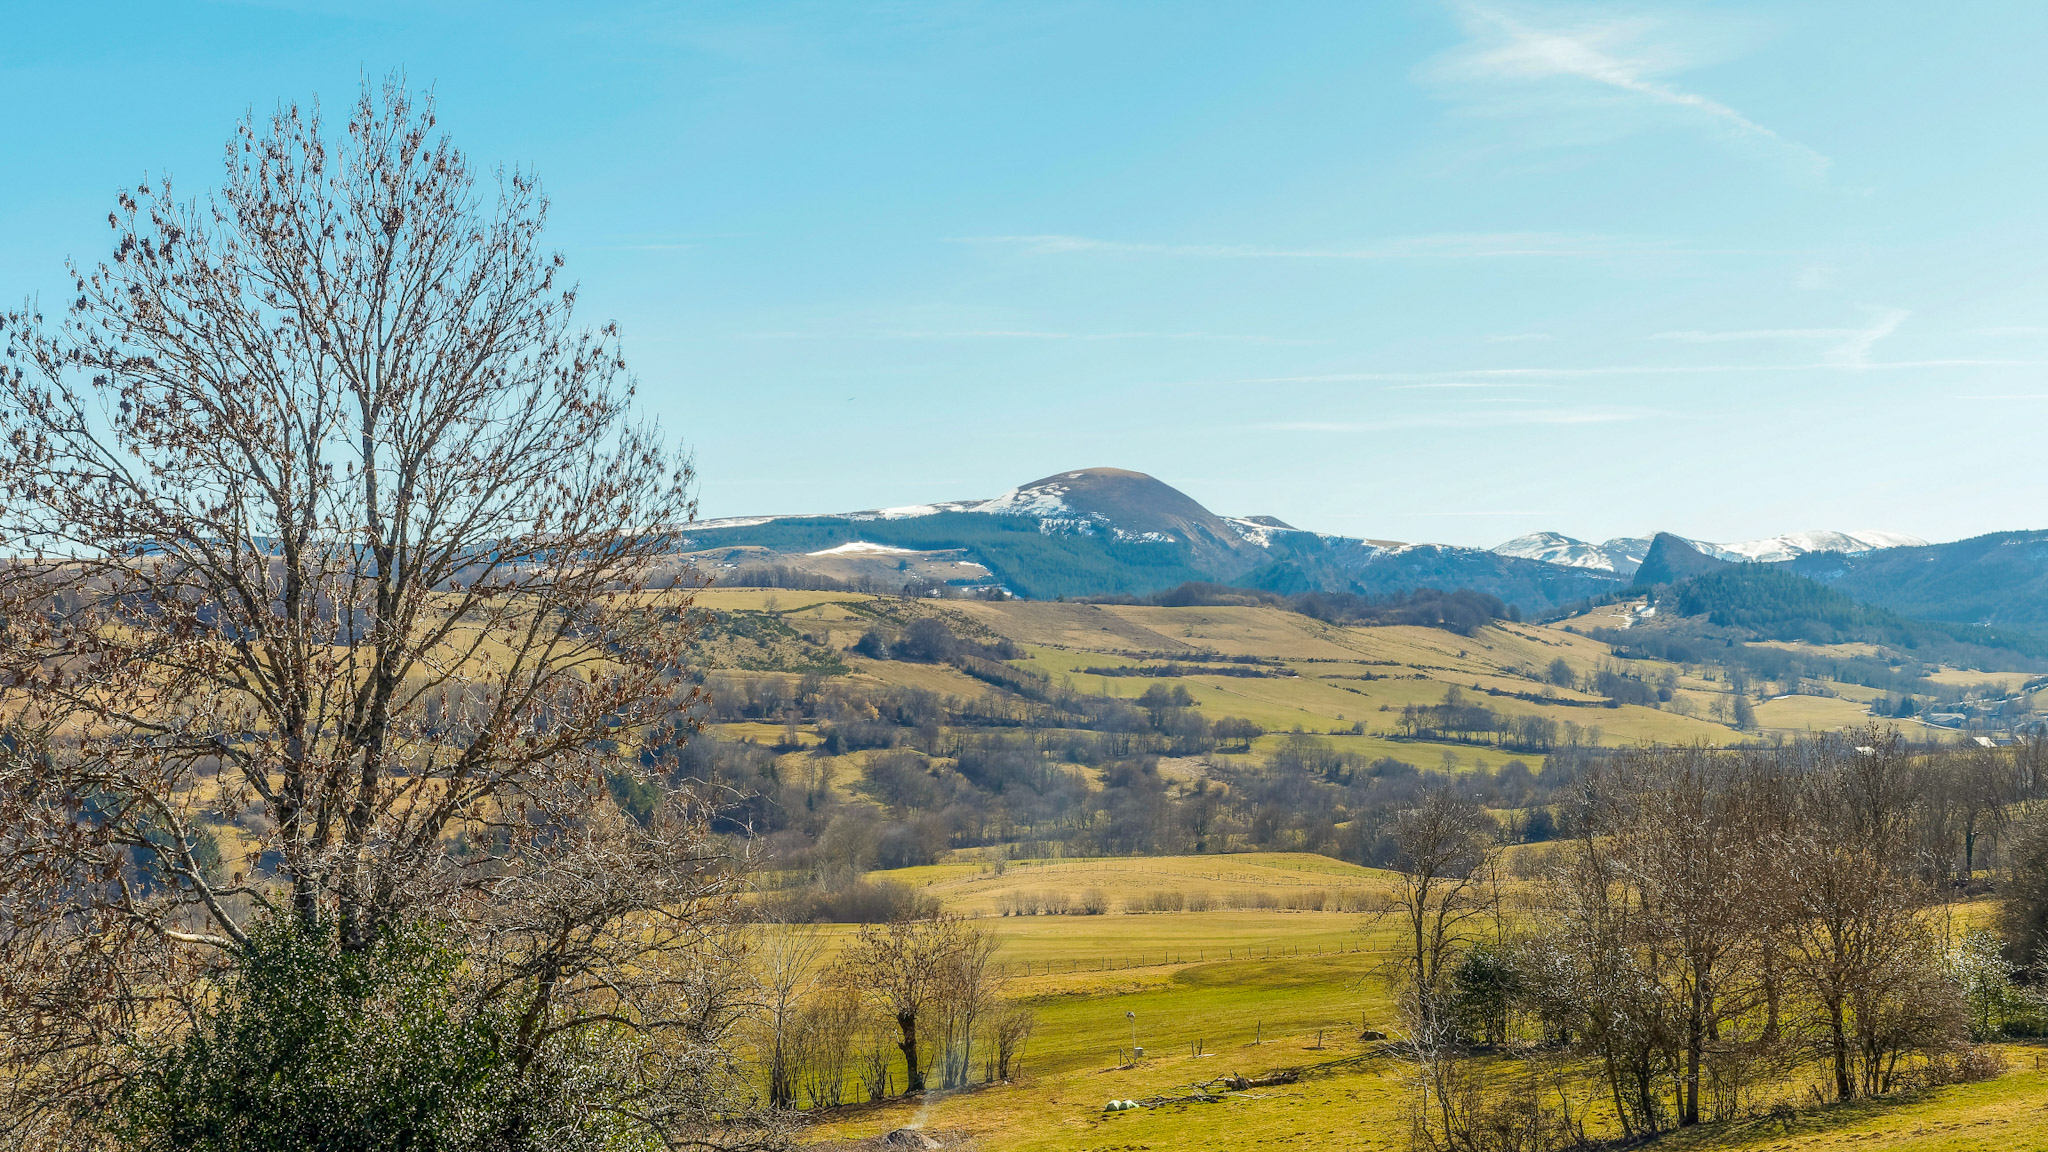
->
812 1048 2048 1152
676 590 2027 781
801 855 2046 1152
872 851 1399 918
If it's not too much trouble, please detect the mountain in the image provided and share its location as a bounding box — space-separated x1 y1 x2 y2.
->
1701 529 1927 563
684 467 1622 609
1493 528 1925 576
683 467 2048 629
965 467 1268 574
1787 529 2048 633
1238 537 1620 610
1492 532 1653 574
1622 557 2048 664
1633 533 1733 587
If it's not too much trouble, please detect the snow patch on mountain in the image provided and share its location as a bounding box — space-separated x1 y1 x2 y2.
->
855 500 985 520
1492 532 1651 573
1702 530 1927 563
971 483 1077 519
1225 516 1309 548
807 541 920 557
1496 528 1926 574
692 515 779 530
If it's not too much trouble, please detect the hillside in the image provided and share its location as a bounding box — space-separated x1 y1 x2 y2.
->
1790 528 2048 632
1659 565 2048 662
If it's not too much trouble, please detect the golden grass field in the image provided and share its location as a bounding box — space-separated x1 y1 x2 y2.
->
687 590 2039 1149
672 590 2022 809
791 853 2048 1152
695 593 1781 759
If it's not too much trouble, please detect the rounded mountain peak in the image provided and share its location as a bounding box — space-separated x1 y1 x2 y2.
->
981 467 1263 570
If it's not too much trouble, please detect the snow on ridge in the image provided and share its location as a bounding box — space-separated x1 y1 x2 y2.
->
1497 528 1925 571
692 515 780 530
806 541 920 557
1844 530 1928 550
1491 531 1644 572
1704 529 1929 563
1225 517 1278 547
973 482 1076 519
849 499 987 521
1225 516 1313 548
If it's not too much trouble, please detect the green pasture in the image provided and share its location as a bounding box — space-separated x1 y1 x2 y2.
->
871 851 1398 917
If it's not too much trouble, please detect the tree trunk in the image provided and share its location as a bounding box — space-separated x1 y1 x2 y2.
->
1830 997 1852 1101
898 1012 924 1093
1682 984 1703 1126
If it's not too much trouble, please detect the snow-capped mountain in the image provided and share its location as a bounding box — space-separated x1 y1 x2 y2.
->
1697 530 1927 564
679 467 1993 614
1493 529 1926 576
1490 532 1653 574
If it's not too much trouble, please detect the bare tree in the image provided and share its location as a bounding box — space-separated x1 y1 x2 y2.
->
1532 813 1679 1138
1377 783 1499 1146
1601 746 1774 1127
0 80 772 1148
755 925 827 1108
1384 783 1499 1036
929 922 1003 1090
841 913 995 1095
986 1005 1035 1083
1764 734 1976 1101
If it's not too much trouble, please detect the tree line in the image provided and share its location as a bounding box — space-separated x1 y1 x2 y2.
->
1384 729 2048 1151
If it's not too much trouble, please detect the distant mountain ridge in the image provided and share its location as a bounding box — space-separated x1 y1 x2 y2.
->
685 466 1621 608
684 466 2048 631
1492 528 1926 576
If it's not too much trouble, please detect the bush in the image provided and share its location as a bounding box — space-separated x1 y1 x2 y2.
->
2000 814 2048 974
113 917 612 1152
767 879 938 924
895 618 958 663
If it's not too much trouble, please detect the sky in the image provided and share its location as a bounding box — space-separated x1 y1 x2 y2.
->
6 2 2048 548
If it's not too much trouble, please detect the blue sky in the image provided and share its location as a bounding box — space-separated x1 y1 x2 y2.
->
6 2 2048 547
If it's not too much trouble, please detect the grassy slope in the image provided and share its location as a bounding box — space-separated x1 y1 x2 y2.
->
803 862 2045 1151
697 590 1944 782
875 852 1396 917
980 601 1746 755
680 594 2035 1149
816 1053 2048 1152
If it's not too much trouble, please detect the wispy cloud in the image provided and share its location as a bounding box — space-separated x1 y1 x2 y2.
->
1652 307 1909 367
1254 409 1650 432
958 231 1673 261
1651 327 1867 342
1385 380 1558 390
743 328 1315 345
1228 352 2048 388
1822 308 1909 366
1434 5 1829 178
